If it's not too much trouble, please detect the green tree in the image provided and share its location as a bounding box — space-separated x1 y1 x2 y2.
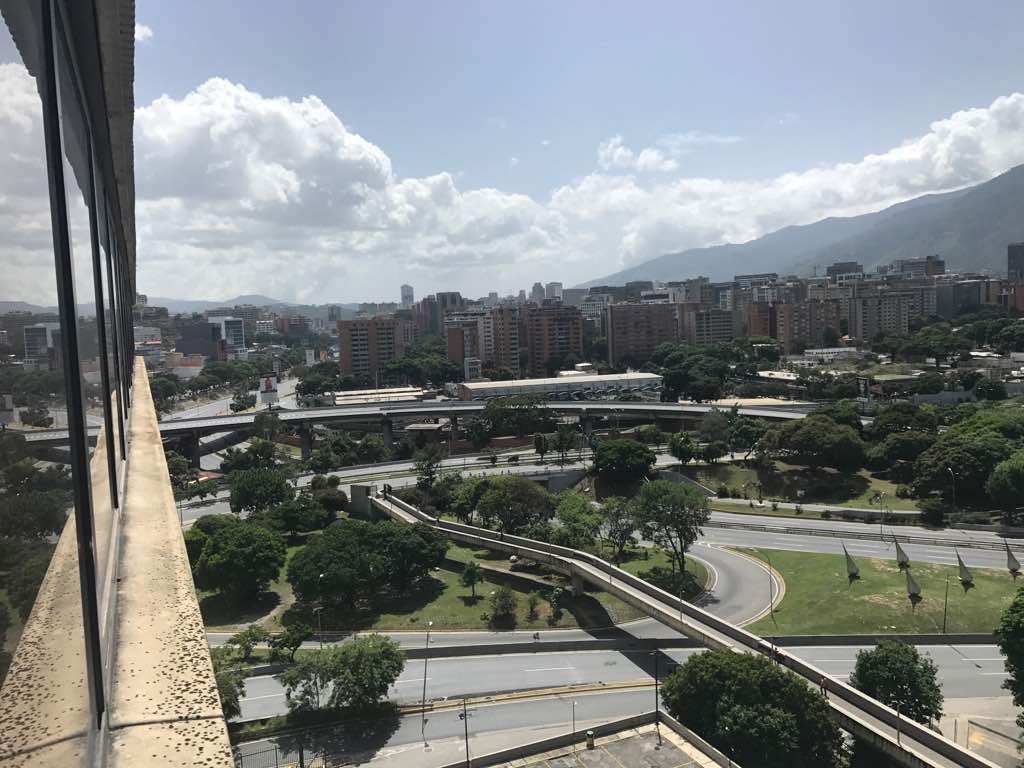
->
996 587 1024 734
465 418 491 450
762 416 864 471
987 451 1024 519
226 624 271 662
550 490 602 551
414 444 447 490
849 641 943 724
600 496 635 562
183 527 209 569
252 411 282 441
552 424 576 465
533 432 549 462
449 476 490 523
460 560 484 597
700 440 728 464
975 378 1008 401
194 523 286 596
630 480 709 575
210 646 246 720
229 468 294 515
277 647 338 711
475 475 554 534
264 493 333 537
661 651 841 768
269 622 313 662
667 432 695 464
230 389 257 412
489 585 519 628
332 634 405 709
592 438 656 481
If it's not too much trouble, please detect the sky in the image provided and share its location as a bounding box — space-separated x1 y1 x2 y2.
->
6 2 1024 306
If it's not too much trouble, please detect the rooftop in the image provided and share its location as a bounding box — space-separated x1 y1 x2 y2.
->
460 372 662 390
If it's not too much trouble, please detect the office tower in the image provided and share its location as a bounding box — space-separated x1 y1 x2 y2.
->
1009 243 1024 282
400 284 414 308
561 288 588 307
22 325 51 365
826 261 864 284
734 273 778 290
606 303 679 367
530 282 545 303
544 282 563 301
893 255 945 277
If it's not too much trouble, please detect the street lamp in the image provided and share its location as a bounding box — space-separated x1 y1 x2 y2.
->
947 467 957 514
651 651 662 745
766 552 775 623
571 700 577 753
878 492 887 542
316 572 325 649
421 621 433 742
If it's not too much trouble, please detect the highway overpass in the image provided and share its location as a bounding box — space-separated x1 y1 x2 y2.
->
16 399 811 464
370 492 1000 768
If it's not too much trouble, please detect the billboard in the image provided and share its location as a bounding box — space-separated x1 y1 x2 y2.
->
260 373 279 405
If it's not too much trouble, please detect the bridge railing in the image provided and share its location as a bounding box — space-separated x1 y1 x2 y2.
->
373 494 998 768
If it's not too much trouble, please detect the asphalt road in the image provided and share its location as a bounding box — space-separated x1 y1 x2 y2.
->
235 688 655 767
235 644 1010 723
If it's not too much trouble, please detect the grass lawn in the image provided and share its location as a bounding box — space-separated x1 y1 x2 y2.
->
742 547 1021 636
0 590 22 654
683 461 918 511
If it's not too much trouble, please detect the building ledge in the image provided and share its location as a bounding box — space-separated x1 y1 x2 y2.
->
108 358 231 765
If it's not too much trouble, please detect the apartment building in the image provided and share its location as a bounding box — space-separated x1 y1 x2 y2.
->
606 303 680 366
520 304 584 377
337 316 411 381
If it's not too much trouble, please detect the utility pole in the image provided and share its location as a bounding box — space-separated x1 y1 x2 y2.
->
947 467 957 514
421 621 433 743
572 700 577 753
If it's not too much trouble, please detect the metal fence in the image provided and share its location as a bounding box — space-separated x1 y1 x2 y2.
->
234 744 329 768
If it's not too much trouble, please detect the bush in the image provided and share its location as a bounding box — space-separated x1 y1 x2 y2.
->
489 586 519 628
717 484 729 498
194 523 286 596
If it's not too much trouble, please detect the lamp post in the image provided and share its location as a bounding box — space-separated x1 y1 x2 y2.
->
942 573 950 634
571 700 577 753
766 552 775 623
652 651 661 745
316 572 325 649
947 467 957 514
421 621 433 742
878 492 887 543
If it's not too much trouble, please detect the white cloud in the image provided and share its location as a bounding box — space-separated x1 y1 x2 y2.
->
508 156 520 168
540 138 551 147
657 130 744 150
134 23 153 43
597 135 681 173
7 71 1024 305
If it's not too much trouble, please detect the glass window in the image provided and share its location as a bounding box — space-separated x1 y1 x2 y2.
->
0 3 89 758
53 6 118 605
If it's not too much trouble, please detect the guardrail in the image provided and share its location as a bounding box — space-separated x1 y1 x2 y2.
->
704 519 1017 552
375 493 999 768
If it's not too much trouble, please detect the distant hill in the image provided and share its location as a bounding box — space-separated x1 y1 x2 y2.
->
144 294 286 314
579 164 1024 286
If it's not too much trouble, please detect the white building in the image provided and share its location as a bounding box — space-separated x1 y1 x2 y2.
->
455 371 662 401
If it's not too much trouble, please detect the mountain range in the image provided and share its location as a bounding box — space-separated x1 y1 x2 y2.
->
580 163 1024 287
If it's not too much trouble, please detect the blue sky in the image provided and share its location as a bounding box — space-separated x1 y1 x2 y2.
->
121 1 1024 301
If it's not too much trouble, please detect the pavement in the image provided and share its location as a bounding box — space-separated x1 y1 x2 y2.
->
234 689 657 768
233 644 1013 723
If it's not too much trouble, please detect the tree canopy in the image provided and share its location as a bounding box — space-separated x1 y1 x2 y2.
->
592 438 656 480
475 475 554 534
630 480 709 576
194 522 286 595
661 651 842 768
849 641 943 724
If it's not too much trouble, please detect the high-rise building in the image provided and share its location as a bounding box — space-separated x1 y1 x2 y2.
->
1008 243 1024 282
491 306 521 378
606 303 679 367
206 304 262 335
826 261 864 284
530 282 545 303
177 322 224 360
561 288 588 307
23 325 52 365
894 255 945 277
544 282 563 301
580 293 613 334
774 300 841 354
400 284 414 308
734 273 777 289
217 317 246 355
747 302 773 338
520 304 584 377
337 316 411 382
682 308 734 345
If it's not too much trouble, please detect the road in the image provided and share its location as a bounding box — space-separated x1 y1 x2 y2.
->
161 376 299 422
235 688 656 768
235 644 1011 723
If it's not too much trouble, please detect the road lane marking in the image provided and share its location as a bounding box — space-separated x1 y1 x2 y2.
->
979 672 1007 676
524 666 575 672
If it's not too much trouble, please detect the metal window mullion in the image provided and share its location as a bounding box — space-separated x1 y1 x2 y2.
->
39 0 105 730
104 212 127 458
85 153 118 512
